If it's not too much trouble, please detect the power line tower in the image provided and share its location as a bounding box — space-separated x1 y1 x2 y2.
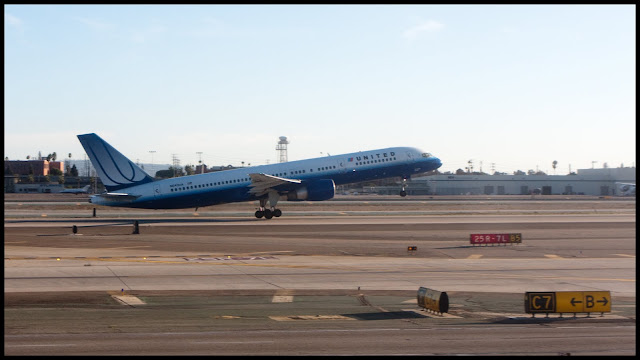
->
84 154 90 177
276 136 289 163
172 154 181 177
196 152 204 173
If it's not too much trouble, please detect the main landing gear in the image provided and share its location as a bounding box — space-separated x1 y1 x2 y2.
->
255 191 282 219
400 177 408 197
255 206 282 219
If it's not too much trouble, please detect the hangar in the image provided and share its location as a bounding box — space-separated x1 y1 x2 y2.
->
375 167 636 196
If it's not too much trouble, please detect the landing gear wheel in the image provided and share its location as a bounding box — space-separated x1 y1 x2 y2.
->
257 193 281 219
400 176 408 197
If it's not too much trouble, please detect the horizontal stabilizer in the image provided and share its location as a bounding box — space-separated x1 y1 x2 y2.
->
93 193 142 202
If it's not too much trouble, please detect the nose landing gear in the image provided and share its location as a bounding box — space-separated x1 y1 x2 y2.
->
400 177 408 197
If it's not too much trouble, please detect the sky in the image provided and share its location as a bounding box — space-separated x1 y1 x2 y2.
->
4 4 636 175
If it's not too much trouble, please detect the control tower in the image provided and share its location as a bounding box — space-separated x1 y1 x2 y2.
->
276 136 289 163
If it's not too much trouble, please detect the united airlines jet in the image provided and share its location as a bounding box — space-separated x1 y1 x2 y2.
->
78 133 442 219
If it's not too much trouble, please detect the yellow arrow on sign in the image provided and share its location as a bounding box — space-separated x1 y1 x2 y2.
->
556 291 611 313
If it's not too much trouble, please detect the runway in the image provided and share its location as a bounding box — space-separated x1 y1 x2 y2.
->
4 195 636 355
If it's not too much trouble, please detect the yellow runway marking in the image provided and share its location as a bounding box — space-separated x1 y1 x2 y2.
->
544 254 563 259
248 251 294 255
467 254 483 259
614 254 635 258
270 315 354 321
105 246 152 250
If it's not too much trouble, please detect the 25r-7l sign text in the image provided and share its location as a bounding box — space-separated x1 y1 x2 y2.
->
470 233 522 244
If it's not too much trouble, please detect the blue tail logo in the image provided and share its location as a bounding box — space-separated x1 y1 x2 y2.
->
77 133 154 192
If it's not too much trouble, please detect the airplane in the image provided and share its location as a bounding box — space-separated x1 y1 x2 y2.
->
615 182 636 196
60 185 91 194
77 133 442 219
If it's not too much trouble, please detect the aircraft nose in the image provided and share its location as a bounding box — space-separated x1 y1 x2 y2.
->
432 156 442 169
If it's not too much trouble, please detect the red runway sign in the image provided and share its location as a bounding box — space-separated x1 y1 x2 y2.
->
470 233 522 244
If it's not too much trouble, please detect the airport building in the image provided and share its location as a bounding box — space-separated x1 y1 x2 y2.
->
4 175 97 194
372 167 636 196
4 160 64 176
10 182 65 193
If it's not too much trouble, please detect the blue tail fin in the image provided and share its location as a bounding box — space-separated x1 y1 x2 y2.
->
77 133 154 192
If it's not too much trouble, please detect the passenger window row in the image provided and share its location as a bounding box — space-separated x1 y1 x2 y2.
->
170 178 250 192
168 160 388 193
355 157 396 166
317 166 337 171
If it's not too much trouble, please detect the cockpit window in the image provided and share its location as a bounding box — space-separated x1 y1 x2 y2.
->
422 153 432 158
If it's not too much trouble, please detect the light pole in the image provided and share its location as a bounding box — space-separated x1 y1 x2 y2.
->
149 151 156 178
67 153 72 176
196 152 203 173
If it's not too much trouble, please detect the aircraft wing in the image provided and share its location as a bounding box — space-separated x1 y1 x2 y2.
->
248 173 302 196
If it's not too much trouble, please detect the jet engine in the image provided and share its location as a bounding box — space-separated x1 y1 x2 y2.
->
286 179 335 201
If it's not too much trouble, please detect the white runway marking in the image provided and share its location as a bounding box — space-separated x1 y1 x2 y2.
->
112 295 146 306
272 295 294 303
